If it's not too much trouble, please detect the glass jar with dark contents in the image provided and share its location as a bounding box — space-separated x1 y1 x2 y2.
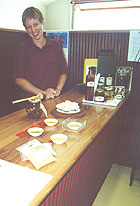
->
25 98 42 119
104 86 114 101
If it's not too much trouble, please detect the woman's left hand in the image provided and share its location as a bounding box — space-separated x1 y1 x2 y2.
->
44 88 56 99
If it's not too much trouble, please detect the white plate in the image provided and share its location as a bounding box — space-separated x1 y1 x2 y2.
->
67 122 82 130
44 118 58 126
56 100 79 112
27 127 44 137
50 134 68 144
57 108 80 114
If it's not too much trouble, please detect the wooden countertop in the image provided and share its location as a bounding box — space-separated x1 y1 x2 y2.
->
0 90 129 206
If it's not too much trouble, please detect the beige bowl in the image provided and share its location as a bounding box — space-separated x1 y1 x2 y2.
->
27 127 44 137
50 134 68 144
44 118 58 126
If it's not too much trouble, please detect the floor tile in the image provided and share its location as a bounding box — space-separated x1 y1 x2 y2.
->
93 164 140 206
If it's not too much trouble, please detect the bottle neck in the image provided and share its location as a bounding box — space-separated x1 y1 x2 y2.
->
88 68 93 74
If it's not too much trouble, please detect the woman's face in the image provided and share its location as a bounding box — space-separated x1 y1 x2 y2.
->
25 18 44 41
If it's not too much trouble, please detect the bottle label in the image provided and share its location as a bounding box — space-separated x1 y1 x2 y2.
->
100 77 105 84
94 96 104 102
87 82 94 87
106 77 112 86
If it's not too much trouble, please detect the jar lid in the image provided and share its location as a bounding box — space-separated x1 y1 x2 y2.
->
96 88 104 93
98 82 104 86
105 86 114 91
29 98 41 103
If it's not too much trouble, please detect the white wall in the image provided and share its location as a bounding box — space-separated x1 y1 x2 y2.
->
43 0 71 31
0 0 71 31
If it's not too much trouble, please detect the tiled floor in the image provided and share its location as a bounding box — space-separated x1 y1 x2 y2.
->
93 164 140 206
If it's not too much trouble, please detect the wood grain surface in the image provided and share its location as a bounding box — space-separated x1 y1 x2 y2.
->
0 90 129 206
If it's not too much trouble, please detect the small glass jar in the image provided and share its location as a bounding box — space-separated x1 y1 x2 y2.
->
25 98 42 119
94 88 104 102
104 86 114 101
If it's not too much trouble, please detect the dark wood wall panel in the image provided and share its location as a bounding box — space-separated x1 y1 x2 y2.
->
0 30 29 116
68 32 136 89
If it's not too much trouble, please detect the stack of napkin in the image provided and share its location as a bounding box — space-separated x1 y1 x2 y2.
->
16 139 56 169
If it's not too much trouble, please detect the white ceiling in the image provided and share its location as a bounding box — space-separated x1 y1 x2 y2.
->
39 0 56 5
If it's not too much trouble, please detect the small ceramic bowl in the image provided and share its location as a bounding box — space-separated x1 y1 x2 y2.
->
50 134 68 144
27 127 44 137
44 118 58 126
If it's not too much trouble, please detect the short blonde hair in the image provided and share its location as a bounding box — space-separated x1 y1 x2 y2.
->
22 7 44 27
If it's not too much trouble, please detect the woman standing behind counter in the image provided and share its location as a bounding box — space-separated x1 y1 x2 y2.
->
13 7 69 100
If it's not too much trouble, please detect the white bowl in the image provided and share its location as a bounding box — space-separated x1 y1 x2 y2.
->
27 127 44 137
44 118 58 126
67 122 82 131
50 134 68 144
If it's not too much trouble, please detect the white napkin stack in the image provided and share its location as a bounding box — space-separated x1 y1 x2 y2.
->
16 139 57 169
